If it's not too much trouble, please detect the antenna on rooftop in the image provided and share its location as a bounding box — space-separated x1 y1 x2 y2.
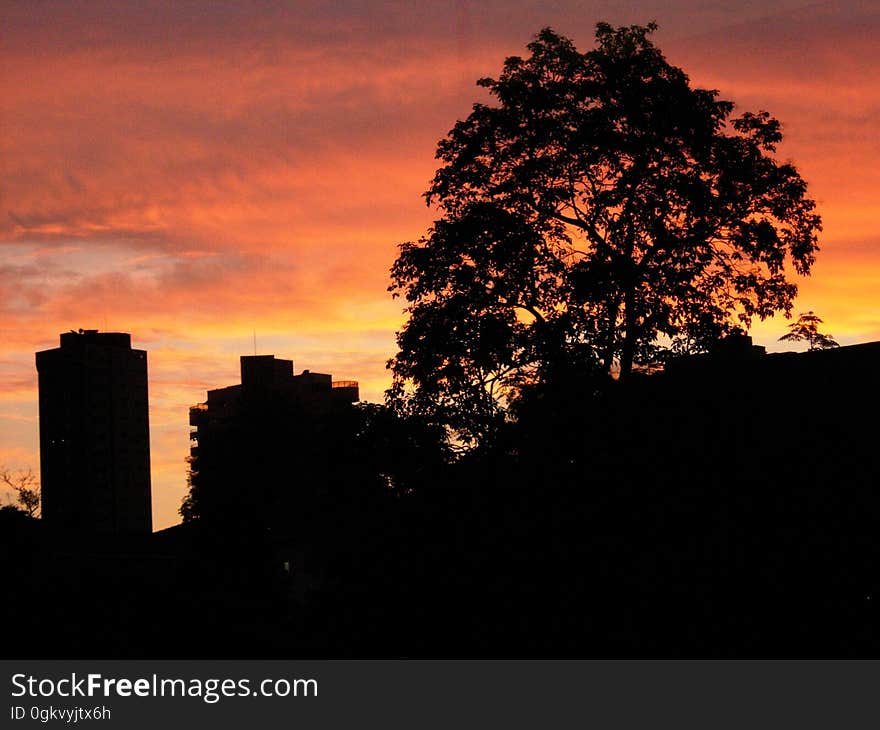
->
253 329 257 355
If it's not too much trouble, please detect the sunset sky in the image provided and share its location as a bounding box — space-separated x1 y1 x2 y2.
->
2 0 878 529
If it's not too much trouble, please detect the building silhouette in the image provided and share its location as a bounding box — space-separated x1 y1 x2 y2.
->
186 355 359 524
36 330 152 534
10 333 880 658
190 355 359 430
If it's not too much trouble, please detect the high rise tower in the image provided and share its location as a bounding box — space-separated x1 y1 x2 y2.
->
36 330 152 534
186 355 359 523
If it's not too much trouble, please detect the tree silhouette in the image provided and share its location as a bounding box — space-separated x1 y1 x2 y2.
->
388 23 821 443
1 466 40 518
779 311 839 350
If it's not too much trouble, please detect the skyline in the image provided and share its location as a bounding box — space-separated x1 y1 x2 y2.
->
2 1 879 529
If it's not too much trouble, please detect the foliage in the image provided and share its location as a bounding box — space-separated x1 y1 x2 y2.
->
388 203 593 447
388 22 821 445
353 402 451 494
1 466 40 518
179 456 199 523
778 311 839 350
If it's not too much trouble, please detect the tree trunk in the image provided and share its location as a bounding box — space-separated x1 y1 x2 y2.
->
619 220 637 382
619 286 636 382
602 298 619 374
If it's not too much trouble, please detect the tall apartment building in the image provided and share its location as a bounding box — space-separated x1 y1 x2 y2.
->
187 355 359 522
36 330 152 534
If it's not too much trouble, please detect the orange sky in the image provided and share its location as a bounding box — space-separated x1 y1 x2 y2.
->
2 1 878 529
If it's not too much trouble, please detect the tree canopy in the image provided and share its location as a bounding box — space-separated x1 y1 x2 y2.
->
0 466 40 518
388 22 822 446
779 311 839 350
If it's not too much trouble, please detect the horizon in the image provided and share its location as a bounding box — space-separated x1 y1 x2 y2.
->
2 0 878 529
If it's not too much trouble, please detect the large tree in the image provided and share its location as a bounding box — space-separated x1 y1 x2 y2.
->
389 23 821 444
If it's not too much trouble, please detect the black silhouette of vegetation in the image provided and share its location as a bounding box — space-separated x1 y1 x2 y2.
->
388 23 821 447
1 466 40 517
779 310 839 350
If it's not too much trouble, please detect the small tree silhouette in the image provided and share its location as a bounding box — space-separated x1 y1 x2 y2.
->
1 466 40 517
779 311 839 351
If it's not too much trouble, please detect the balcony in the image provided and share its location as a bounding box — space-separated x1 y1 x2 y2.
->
331 380 359 403
189 402 208 426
